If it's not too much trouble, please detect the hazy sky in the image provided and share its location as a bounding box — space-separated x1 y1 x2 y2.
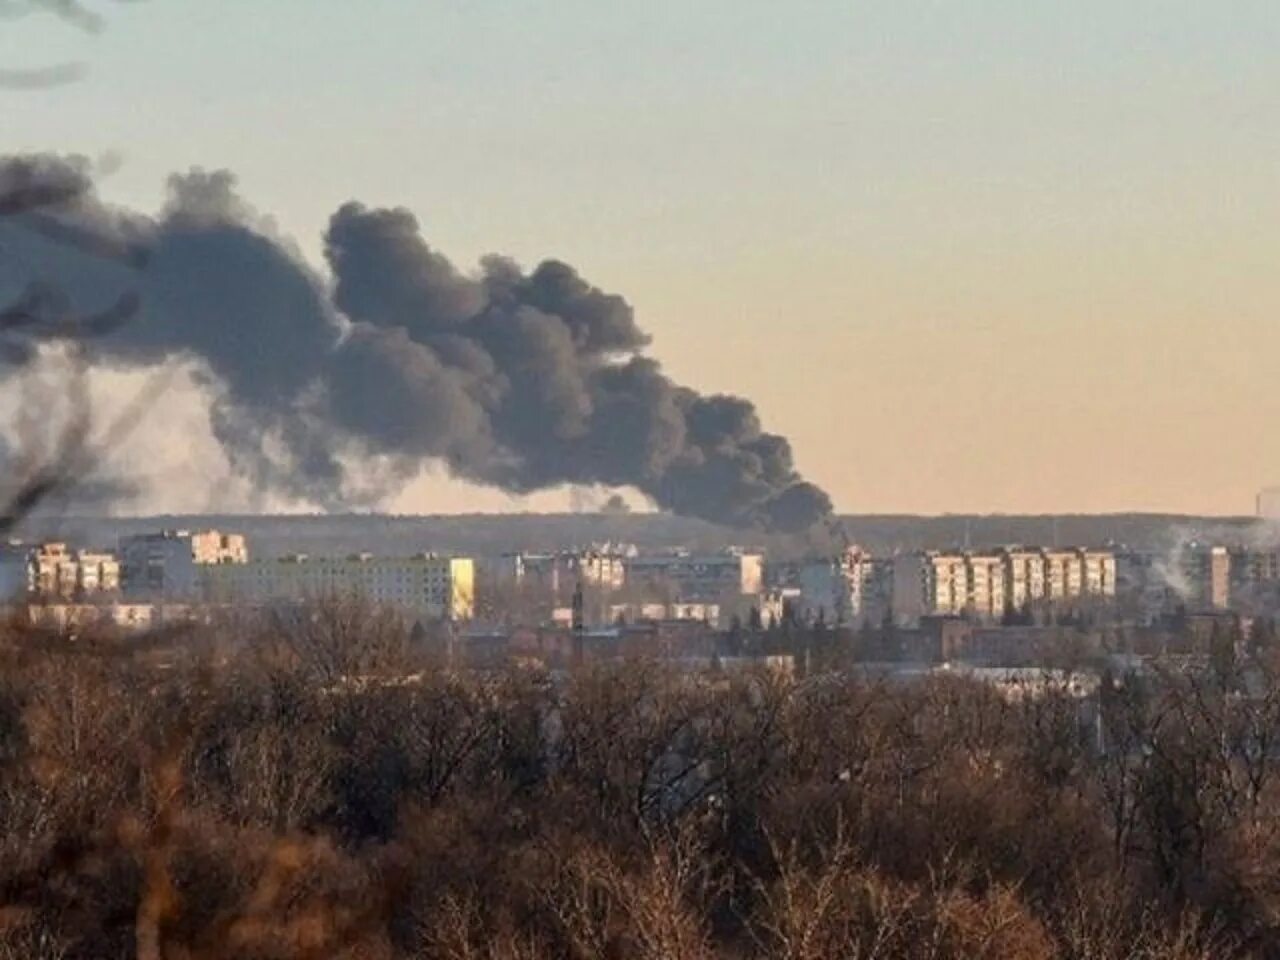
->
4 1 1279 515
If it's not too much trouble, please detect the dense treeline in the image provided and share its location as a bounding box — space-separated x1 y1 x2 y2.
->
2 603 1280 958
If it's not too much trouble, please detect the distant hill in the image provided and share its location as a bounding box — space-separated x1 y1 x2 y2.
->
17 511 1270 559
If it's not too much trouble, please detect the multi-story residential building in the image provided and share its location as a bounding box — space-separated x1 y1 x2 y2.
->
1002 549 1046 611
1230 547 1280 586
1112 544 1228 615
201 553 475 621
893 551 1011 624
32 543 75 597
892 552 971 623
1227 546 1280 610
1078 549 1117 599
796 547 877 626
966 554 1006 620
119 529 247 598
490 549 628 600
21 543 121 599
1193 546 1231 609
894 547 1117 625
1041 550 1082 601
623 549 764 602
755 588 801 628
76 551 121 595
861 559 895 626
1025 548 1114 606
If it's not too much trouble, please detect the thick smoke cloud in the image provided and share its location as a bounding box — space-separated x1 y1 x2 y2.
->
0 154 833 531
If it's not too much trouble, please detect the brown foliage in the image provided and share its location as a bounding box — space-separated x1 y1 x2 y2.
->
0 609 1272 957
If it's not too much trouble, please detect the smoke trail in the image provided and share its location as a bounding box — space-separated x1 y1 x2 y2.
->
0 155 833 531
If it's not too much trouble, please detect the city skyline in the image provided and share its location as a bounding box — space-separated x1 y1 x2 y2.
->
4 2 1279 516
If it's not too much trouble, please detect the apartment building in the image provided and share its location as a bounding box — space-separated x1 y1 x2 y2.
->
966 553 1007 620
1230 547 1280 586
1041 550 1082 601
1003 548 1046 610
623 550 764 602
1227 546 1280 610
76 551 122 594
19 543 121 599
1195 546 1231 609
120 529 248 598
1079 549 1117 598
201 553 476 621
893 547 1117 625
796 547 879 626
490 549 628 600
892 552 972 623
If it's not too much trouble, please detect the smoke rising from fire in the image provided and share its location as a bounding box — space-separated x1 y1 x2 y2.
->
0 155 833 531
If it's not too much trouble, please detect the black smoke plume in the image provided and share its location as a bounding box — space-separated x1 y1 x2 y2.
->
0 155 832 531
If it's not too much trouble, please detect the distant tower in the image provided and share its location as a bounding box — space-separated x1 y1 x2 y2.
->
571 579 585 664
571 580 585 632
1258 488 1280 520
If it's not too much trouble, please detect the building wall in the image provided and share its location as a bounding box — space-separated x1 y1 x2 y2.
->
189 531 249 565
1003 550 1045 611
120 529 247 599
76 552 120 594
965 554 1006 620
0 545 31 602
202 554 476 620
893 546 1118 625
797 548 875 626
1230 548 1280 589
1202 547 1231 609
893 552 970 624
624 551 764 602
26 603 155 631
607 601 720 625
497 551 628 598
1041 551 1080 601
21 543 121 599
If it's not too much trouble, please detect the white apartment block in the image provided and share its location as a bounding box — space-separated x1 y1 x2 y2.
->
76 551 121 594
966 554 1006 620
1042 549 1094 601
1079 549 1117 598
201 553 476 621
893 547 1117 625
7 543 122 600
120 529 247 598
1003 549 1046 610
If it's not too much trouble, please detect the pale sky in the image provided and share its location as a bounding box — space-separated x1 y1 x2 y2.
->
4 1 1279 515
